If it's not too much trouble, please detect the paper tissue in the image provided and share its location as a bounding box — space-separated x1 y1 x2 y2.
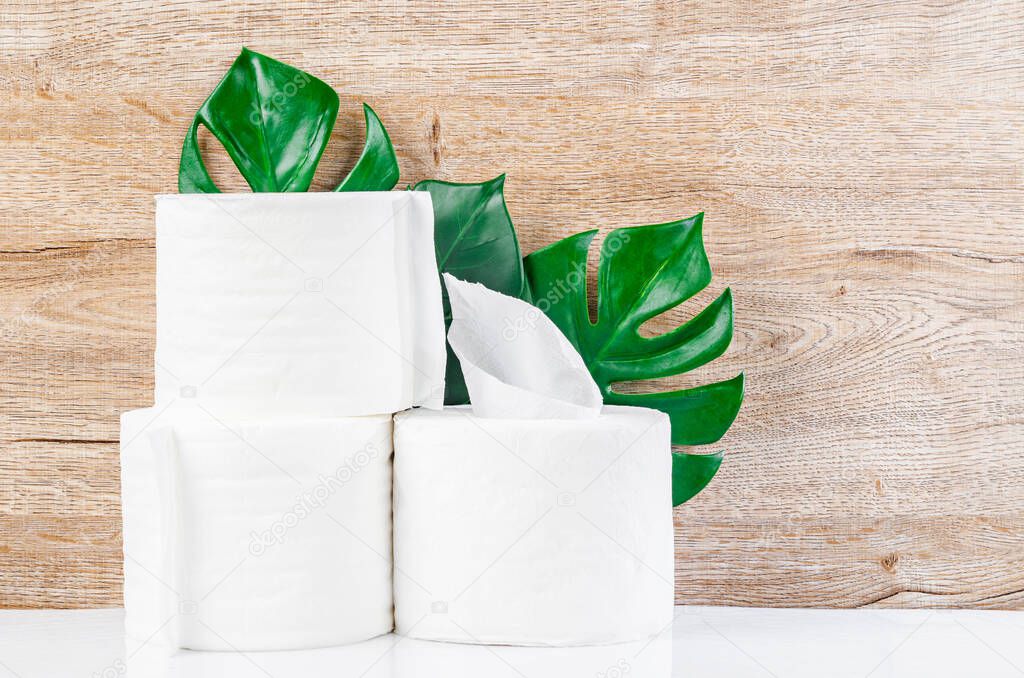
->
153 192 445 416
393 276 673 646
121 404 394 651
443 273 603 419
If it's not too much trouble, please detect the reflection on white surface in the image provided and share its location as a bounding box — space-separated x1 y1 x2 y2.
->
125 631 670 678
1 606 1023 678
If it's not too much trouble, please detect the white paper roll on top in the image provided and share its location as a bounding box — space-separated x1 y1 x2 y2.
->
121 405 394 651
154 193 445 416
393 405 674 646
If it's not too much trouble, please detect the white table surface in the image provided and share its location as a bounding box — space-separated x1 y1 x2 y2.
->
1 606 1021 678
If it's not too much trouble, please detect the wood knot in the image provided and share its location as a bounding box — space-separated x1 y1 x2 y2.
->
430 112 442 167
880 552 900 574
37 80 56 99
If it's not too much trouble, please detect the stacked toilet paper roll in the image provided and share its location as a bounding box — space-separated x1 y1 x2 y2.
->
392 277 674 646
123 199 678 649
121 405 394 651
154 192 445 415
121 192 446 650
393 405 674 646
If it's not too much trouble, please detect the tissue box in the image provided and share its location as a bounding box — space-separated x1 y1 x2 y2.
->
154 192 445 416
121 405 394 650
393 405 674 646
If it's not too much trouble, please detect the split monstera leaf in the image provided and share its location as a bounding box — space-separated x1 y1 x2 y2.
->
179 48 742 505
179 48 398 193
523 218 744 505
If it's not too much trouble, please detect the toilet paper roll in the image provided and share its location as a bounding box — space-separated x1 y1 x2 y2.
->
154 192 445 416
121 405 393 651
393 405 674 646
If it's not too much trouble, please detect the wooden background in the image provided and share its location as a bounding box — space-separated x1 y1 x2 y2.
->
1 1 1022 609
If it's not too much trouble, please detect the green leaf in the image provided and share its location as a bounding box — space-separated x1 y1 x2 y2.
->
179 48 339 193
412 175 527 405
334 104 400 192
672 450 723 505
523 214 744 505
605 374 744 446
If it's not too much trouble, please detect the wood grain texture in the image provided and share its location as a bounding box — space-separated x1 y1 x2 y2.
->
1 0 1022 609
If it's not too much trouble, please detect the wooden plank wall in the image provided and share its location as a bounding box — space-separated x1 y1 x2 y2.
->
0 1 1022 609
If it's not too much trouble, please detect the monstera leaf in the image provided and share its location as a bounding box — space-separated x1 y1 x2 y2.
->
411 176 527 405
334 104 399 192
177 51 740 506
179 49 399 193
179 48 339 193
523 214 744 505
672 450 723 505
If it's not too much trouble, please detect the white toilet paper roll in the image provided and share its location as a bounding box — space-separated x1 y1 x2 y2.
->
393 405 674 646
154 192 445 416
121 405 394 651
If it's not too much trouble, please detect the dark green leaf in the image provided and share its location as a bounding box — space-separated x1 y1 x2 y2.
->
179 48 339 193
672 450 723 506
412 175 526 404
523 215 744 505
605 374 744 446
334 104 399 192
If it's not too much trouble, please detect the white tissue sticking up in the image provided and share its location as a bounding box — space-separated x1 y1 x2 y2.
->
443 273 602 419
